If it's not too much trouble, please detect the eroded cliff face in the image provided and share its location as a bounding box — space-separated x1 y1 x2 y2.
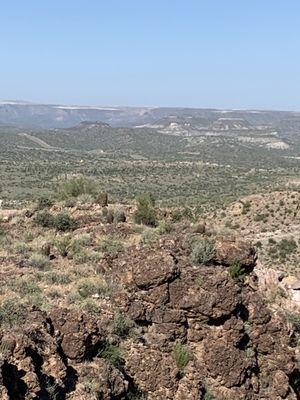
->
0 235 299 400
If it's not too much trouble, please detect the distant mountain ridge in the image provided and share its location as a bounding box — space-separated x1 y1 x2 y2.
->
1 100 300 129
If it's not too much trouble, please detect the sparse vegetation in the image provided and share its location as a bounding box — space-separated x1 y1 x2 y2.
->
98 340 122 366
98 236 124 254
186 236 215 265
28 253 49 270
229 261 247 280
113 310 134 338
171 341 191 376
0 298 28 327
33 210 55 228
57 176 98 200
133 193 157 227
53 212 77 232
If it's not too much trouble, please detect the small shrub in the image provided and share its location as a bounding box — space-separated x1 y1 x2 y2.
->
99 237 123 254
54 235 71 257
171 341 191 376
13 279 41 296
63 197 77 208
77 193 94 204
156 221 172 234
0 298 28 327
204 390 215 400
33 211 55 228
171 207 194 222
73 248 101 263
113 310 134 338
57 176 98 199
133 194 157 227
140 228 159 246
228 261 246 280
44 272 72 285
79 299 101 314
186 236 215 265
28 253 49 270
28 293 49 311
84 379 101 395
170 209 183 222
287 313 300 332
241 200 251 215
77 279 108 299
254 213 268 222
53 212 77 232
98 340 122 366
69 234 91 252
127 389 148 400
96 191 108 206
36 196 54 210
12 241 31 255
278 238 297 258
45 378 59 400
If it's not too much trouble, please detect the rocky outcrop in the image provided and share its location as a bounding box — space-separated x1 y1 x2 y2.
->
0 236 299 399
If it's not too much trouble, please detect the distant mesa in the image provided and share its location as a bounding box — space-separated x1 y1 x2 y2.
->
210 117 252 131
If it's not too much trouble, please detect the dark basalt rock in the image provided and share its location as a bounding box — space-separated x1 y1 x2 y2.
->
0 235 298 399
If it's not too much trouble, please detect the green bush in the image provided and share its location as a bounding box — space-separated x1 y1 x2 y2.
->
140 227 159 246
98 340 122 366
77 279 107 299
204 390 215 400
12 241 31 255
96 191 108 206
113 310 134 338
171 207 194 222
0 298 28 327
133 194 157 227
241 200 251 215
186 236 215 265
33 211 55 228
99 237 124 254
57 176 98 199
44 271 72 285
28 253 50 270
171 342 191 376
254 213 268 222
228 261 246 280
13 279 41 296
278 238 297 257
53 235 71 257
287 312 300 332
156 221 172 234
53 212 77 232
36 196 54 210
268 237 297 261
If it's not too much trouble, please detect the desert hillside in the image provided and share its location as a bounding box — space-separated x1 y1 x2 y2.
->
0 179 299 399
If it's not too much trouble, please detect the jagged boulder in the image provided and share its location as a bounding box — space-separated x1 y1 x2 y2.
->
125 346 179 398
51 308 101 361
214 236 257 268
128 249 180 290
169 268 242 319
69 358 129 399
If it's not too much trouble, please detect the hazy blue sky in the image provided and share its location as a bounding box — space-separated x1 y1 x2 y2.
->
1 1 300 109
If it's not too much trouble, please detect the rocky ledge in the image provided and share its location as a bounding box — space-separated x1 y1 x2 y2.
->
0 235 299 399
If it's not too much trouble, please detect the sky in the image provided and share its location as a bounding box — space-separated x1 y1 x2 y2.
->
1 1 300 110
